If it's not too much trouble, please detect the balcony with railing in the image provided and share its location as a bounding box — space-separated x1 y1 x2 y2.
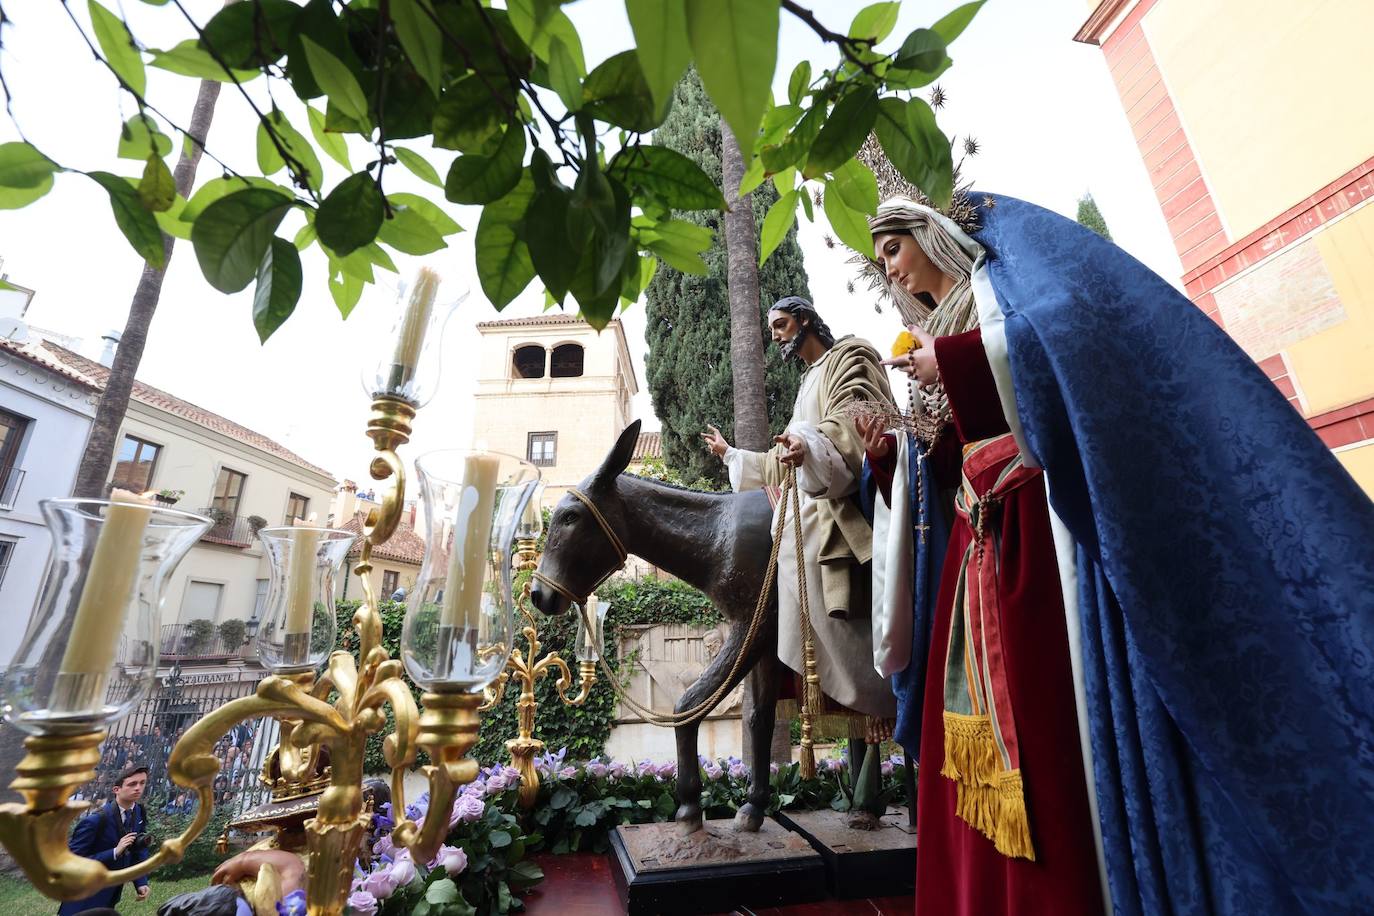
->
197 509 257 547
158 622 253 662
0 466 25 510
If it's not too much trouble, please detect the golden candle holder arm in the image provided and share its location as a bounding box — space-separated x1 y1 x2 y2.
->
0 675 338 901
552 658 598 708
389 690 482 865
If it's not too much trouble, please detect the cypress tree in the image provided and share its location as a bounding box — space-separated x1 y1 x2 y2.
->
644 70 810 486
1077 192 1113 241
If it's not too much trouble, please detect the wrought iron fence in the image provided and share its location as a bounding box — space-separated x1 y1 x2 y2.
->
71 666 279 823
158 623 252 662
197 509 258 548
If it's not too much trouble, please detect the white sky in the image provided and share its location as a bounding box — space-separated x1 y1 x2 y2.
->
0 0 1180 486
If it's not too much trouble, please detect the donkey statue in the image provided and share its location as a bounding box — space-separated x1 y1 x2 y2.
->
529 420 782 834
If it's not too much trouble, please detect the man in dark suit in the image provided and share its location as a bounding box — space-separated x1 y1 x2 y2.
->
58 765 151 913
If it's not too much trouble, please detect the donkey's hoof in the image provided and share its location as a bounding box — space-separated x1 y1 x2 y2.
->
845 810 881 831
675 803 703 834
733 803 765 833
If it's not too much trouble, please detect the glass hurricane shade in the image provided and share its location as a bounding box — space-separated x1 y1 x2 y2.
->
404 450 540 693
516 482 545 542
361 270 465 407
0 498 211 735
254 527 355 673
575 596 609 664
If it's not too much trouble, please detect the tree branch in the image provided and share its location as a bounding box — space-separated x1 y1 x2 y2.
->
780 0 878 76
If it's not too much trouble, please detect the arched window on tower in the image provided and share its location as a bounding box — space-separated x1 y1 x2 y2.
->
512 345 546 379
550 343 584 378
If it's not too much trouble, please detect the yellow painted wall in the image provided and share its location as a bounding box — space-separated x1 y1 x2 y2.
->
1144 0 1374 240
1335 444 1374 497
1284 204 1374 414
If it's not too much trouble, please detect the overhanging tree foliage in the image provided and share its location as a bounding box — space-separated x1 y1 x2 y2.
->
0 0 984 333
644 70 808 487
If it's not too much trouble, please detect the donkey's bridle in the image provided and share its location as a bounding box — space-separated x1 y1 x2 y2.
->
530 487 627 606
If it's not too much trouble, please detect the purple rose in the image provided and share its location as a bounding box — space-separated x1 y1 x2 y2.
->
389 854 418 888
372 833 396 860
769 762 779 774
654 761 676 779
485 773 509 794
728 763 748 780
276 890 306 916
453 793 486 824
345 892 378 916
608 761 629 780
558 766 577 780
433 844 468 876
586 760 608 778
881 760 894 776
358 869 397 900
703 762 723 780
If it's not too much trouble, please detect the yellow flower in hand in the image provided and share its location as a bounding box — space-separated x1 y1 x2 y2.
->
891 329 920 357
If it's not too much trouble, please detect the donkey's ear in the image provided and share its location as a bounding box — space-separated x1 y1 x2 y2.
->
592 420 642 486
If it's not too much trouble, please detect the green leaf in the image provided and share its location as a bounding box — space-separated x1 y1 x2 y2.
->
582 50 663 132
509 0 586 71
933 0 986 43
759 190 798 266
547 37 583 113
737 155 766 198
191 188 293 292
252 237 302 342
686 0 780 161
626 0 690 113
316 172 383 257
787 61 811 106
148 40 259 82
799 186 814 222
893 28 947 72
389 193 461 235
804 86 878 179
377 204 447 255
307 105 350 171
425 879 460 905
300 36 368 125
849 2 901 43
475 172 536 308
874 96 953 207
392 0 443 97
489 830 513 849
89 171 165 268
444 122 525 206
293 221 316 251
257 111 323 190
760 103 822 174
0 173 54 210
394 148 442 188
137 154 175 212
772 166 796 196
181 176 290 224
829 158 879 215
88 1 146 97
637 216 711 275
199 0 298 69
523 186 576 303
0 142 60 190
432 76 507 152
118 116 172 161
824 176 877 254
611 146 726 210
327 257 364 317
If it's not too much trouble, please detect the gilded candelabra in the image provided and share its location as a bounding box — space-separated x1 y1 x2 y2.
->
480 531 599 809
0 274 543 916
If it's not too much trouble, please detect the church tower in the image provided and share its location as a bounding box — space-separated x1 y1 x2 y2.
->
471 315 637 506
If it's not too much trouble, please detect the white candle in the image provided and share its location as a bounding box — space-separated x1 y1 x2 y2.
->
440 454 500 631
392 267 441 372
285 517 321 636
58 490 154 684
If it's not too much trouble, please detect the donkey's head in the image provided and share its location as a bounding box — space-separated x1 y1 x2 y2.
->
529 420 641 616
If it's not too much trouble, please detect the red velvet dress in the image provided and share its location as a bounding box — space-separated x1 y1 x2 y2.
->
874 330 1106 916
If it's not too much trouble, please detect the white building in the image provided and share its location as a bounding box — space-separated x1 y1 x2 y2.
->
0 337 99 663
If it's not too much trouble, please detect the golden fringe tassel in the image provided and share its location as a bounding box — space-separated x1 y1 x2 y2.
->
940 711 998 786
992 769 1035 861
799 740 816 779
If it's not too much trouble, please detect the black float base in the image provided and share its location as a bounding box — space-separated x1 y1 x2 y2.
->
609 818 827 915
773 806 918 899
